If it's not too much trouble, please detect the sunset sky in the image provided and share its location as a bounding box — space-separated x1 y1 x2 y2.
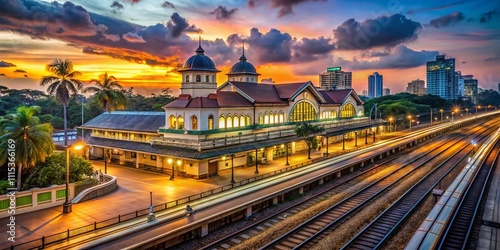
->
0 0 499 96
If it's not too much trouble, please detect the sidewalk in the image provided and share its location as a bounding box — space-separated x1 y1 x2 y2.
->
0 131 401 247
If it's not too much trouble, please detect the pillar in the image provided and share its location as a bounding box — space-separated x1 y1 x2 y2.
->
273 196 279 205
319 178 324 185
245 206 253 219
298 186 304 194
371 158 374 163
266 148 274 162
135 155 140 168
291 142 296 153
119 151 125 165
201 223 209 237
360 161 364 167
349 166 354 172
336 172 341 178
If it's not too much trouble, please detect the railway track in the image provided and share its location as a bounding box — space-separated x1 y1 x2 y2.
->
339 121 500 250
438 139 500 249
261 120 500 249
197 131 468 250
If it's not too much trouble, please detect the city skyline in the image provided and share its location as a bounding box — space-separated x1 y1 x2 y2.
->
0 0 499 95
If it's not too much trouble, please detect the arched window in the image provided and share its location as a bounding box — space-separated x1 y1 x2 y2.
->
186 75 190 83
279 111 284 123
233 114 239 127
340 103 356 118
191 115 198 130
240 114 245 126
169 115 176 129
206 75 210 82
227 116 233 128
269 112 274 124
258 114 263 124
289 101 317 122
177 115 184 129
274 112 278 124
246 77 249 81
212 75 215 82
208 114 214 130
264 112 269 124
219 115 225 129
196 75 201 82
246 114 251 125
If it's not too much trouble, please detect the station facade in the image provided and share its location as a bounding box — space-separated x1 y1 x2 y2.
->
81 43 367 179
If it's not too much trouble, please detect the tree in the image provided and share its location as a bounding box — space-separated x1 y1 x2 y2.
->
83 72 127 112
40 59 83 147
294 122 325 159
0 106 55 190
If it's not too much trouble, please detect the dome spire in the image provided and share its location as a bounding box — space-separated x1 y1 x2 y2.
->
239 39 247 62
195 36 205 54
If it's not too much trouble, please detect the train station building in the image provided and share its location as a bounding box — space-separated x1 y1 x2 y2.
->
81 43 372 179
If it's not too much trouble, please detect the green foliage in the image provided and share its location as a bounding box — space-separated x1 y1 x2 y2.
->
476 89 500 106
0 180 11 194
83 72 128 112
364 93 449 119
294 122 325 159
24 152 95 189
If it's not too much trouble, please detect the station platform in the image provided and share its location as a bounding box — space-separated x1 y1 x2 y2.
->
477 156 500 249
0 131 401 247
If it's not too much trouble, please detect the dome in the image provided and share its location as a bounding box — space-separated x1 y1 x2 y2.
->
178 45 220 72
227 54 260 76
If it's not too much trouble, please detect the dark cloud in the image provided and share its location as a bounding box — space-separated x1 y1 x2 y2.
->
334 45 439 70
480 10 496 23
429 12 465 28
246 28 293 63
210 6 238 20
462 61 467 64
334 14 422 50
166 13 202 38
406 0 468 14
111 1 124 9
0 61 16 67
13 69 27 73
0 73 6 77
248 0 326 17
122 32 146 43
484 53 500 62
161 1 175 9
292 37 334 62
361 49 391 58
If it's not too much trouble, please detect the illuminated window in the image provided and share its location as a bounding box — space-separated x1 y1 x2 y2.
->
269 112 274 124
177 115 184 129
259 113 263 124
169 115 176 129
274 112 278 124
233 114 239 127
191 115 197 130
219 115 225 128
227 116 233 128
196 75 201 82
208 114 214 129
264 112 269 124
289 101 317 122
240 114 245 126
246 114 251 125
279 111 284 123
340 103 356 118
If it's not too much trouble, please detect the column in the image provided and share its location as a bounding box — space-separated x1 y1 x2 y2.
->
119 151 125 165
266 148 274 162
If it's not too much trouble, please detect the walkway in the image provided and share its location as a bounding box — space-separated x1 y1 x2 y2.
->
0 131 401 247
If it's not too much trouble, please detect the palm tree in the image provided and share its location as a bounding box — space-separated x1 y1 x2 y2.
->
0 106 55 190
40 59 83 147
83 72 127 112
83 72 127 173
294 122 325 159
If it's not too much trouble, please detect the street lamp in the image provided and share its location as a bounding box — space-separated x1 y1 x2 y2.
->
465 108 468 116
440 109 443 122
230 154 235 184
168 158 173 180
63 142 84 213
388 117 393 133
408 115 412 131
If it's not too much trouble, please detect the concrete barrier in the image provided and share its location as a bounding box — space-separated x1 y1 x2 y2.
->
72 174 117 203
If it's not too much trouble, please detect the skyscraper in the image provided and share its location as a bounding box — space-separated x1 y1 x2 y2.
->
426 55 458 100
368 72 383 98
406 79 426 95
383 88 390 96
462 74 478 103
319 67 352 90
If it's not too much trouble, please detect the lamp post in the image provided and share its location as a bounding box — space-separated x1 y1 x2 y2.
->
63 143 84 213
285 144 290 165
355 131 358 147
408 115 412 131
342 133 345 150
168 158 173 180
365 129 368 144
472 140 477 153
230 154 235 184
255 148 260 173
388 117 393 133
465 108 468 116
440 109 443 122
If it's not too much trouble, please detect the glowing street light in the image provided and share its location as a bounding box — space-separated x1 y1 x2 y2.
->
63 142 84 213
388 117 394 133
440 109 444 122
168 158 174 180
408 115 412 131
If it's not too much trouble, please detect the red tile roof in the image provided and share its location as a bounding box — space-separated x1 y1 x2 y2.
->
230 81 287 104
274 82 309 99
217 91 253 107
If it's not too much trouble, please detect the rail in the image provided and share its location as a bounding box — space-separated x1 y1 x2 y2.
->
405 127 500 250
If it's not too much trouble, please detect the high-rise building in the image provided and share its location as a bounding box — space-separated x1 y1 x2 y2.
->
497 83 500 92
406 79 426 95
426 55 458 100
368 72 383 98
361 90 368 96
383 88 390 96
462 74 478 103
456 71 465 97
319 67 352 90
